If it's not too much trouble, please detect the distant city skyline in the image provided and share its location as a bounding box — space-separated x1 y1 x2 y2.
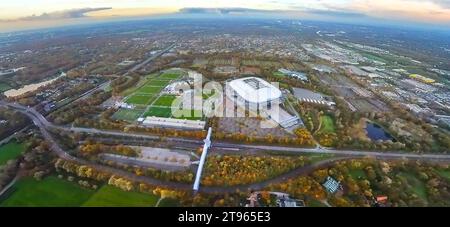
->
0 0 449 32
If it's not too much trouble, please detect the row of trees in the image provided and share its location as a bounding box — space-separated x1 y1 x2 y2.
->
99 159 194 183
78 142 138 159
0 107 30 140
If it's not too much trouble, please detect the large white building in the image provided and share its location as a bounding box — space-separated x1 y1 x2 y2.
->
226 77 282 110
226 77 300 129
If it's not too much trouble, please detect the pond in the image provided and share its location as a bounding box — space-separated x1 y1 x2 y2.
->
365 122 395 142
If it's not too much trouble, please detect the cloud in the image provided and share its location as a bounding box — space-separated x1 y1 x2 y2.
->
178 7 280 15
4 7 112 22
430 0 450 8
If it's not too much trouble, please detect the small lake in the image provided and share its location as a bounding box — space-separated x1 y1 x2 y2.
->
365 122 395 142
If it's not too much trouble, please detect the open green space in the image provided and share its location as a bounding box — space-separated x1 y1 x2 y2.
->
172 109 203 120
83 185 159 207
146 80 170 87
399 172 427 201
125 94 155 105
0 141 27 166
112 109 144 122
144 106 173 118
153 95 177 107
137 86 163 94
0 83 11 92
436 170 450 181
319 115 336 133
349 169 367 179
1 176 176 207
160 73 181 79
272 71 286 78
0 176 93 207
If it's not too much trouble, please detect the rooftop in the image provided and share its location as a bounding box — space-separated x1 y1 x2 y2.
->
227 77 282 104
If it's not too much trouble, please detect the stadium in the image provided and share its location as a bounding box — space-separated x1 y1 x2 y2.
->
226 77 300 129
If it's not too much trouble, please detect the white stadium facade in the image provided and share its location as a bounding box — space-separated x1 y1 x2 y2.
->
226 77 301 129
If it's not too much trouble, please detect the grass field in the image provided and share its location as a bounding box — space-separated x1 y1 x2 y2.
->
83 185 159 207
172 109 203 120
399 173 427 201
0 83 11 92
153 95 177 107
160 73 181 80
349 169 367 179
0 141 27 166
146 80 170 87
319 115 336 133
0 176 93 207
272 71 286 78
0 176 177 207
112 109 144 122
437 170 450 181
125 94 155 105
144 106 172 118
137 86 163 94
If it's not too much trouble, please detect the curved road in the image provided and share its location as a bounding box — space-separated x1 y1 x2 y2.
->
2 101 450 193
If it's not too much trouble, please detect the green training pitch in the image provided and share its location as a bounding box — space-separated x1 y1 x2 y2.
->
0 83 11 92
146 80 170 87
144 106 172 118
83 185 159 207
160 73 181 79
125 94 154 105
172 109 203 120
0 141 27 166
153 95 177 107
0 176 94 207
137 86 163 94
112 109 144 122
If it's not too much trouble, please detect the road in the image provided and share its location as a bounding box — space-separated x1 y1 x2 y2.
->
2 100 450 163
3 101 450 193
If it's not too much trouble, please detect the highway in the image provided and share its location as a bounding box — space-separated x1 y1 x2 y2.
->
2 101 450 193
2 100 450 163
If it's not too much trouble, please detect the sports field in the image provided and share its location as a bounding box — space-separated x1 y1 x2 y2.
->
112 109 144 122
0 141 27 166
136 86 163 94
0 176 176 207
0 83 11 92
125 94 155 105
144 106 172 118
153 95 177 107
159 72 182 80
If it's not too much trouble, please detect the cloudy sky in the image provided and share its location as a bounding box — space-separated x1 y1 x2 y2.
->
0 0 449 31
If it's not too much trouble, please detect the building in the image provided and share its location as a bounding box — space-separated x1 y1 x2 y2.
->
293 87 335 106
142 116 206 130
226 77 300 129
226 77 282 110
322 176 342 194
278 68 308 81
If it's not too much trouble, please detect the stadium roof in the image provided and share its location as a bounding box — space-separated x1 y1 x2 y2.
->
228 77 282 104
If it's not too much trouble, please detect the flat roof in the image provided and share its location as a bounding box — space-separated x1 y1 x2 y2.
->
228 77 282 103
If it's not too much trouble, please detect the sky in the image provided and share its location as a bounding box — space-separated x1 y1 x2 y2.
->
0 0 449 32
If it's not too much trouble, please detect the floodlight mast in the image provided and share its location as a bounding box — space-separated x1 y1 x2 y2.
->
193 127 212 192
